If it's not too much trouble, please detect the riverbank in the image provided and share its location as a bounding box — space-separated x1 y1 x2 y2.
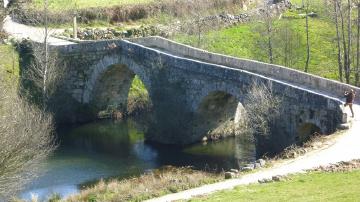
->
66 166 221 202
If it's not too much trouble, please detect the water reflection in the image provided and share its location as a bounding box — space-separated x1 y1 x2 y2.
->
21 119 256 201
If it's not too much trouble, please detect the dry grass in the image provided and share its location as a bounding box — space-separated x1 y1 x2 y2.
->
66 166 221 202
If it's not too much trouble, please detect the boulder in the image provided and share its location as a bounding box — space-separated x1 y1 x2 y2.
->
225 172 236 179
256 159 266 167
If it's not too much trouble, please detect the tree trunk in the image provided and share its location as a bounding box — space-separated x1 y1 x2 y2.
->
356 3 360 86
334 0 344 82
305 0 310 73
266 5 273 64
43 0 49 108
339 0 350 83
347 0 352 84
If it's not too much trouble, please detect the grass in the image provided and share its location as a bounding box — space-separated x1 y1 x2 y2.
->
191 170 360 202
0 44 19 81
66 166 221 202
173 17 342 82
29 0 155 11
127 75 151 115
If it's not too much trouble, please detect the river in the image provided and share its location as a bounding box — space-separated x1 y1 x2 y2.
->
20 119 256 201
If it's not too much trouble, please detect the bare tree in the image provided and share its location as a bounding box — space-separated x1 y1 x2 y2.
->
304 0 311 72
25 42 64 108
264 1 274 64
0 76 55 200
347 0 352 82
334 0 344 82
243 81 282 136
183 0 212 47
356 2 360 86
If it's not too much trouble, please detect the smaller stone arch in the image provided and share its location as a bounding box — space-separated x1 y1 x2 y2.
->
192 91 246 141
296 122 321 143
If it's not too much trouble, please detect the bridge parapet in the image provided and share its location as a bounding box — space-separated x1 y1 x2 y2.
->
131 36 360 104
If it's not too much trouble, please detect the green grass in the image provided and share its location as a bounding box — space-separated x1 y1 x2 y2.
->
128 75 148 101
174 17 341 81
0 44 19 80
30 0 154 11
191 170 360 202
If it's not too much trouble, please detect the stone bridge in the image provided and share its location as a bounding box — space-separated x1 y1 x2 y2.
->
53 37 358 153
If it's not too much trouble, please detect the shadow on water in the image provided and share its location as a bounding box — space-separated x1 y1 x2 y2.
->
20 119 256 201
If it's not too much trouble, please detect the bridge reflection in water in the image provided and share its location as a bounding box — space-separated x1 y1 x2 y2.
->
20 119 256 201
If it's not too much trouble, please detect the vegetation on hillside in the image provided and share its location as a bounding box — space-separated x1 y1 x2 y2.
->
174 0 360 86
173 13 342 82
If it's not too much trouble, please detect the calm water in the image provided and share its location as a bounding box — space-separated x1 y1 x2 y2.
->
21 119 256 201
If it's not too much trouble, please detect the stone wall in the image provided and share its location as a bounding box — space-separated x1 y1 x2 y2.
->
131 36 360 104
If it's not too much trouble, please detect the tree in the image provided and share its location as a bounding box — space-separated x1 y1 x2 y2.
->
243 81 282 136
264 1 274 64
0 77 55 200
25 41 64 108
334 0 344 82
23 0 65 109
356 2 360 86
304 0 311 73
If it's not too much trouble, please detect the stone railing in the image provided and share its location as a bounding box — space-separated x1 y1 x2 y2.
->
130 36 360 104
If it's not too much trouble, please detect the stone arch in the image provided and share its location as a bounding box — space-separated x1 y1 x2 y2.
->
296 122 321 143
82 55 151 116
82 55 151 104
192 90 246 141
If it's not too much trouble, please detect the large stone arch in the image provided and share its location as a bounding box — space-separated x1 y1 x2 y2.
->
82 55 152 114
82 55 151 104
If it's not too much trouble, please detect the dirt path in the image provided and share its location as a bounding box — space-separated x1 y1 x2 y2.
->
146 104 360 202
3 16 74 45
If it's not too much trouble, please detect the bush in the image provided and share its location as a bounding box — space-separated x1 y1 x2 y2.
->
0 76 56 200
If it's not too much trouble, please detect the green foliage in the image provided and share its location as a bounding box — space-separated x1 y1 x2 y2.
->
191 170 360 201
127 75 151 115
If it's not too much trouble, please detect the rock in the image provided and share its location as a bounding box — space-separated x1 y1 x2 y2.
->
245 164 255 169
254 163 262 169
308 12 318 17
272 175 283 182
225 172 236 179
230 169 239 173
256 159 266 167
258 178 272 183
342 112 348 123
338 123 350 130
241 166 254 171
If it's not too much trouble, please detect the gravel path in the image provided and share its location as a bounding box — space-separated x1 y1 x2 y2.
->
3 16 74 46
146 104 360 202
